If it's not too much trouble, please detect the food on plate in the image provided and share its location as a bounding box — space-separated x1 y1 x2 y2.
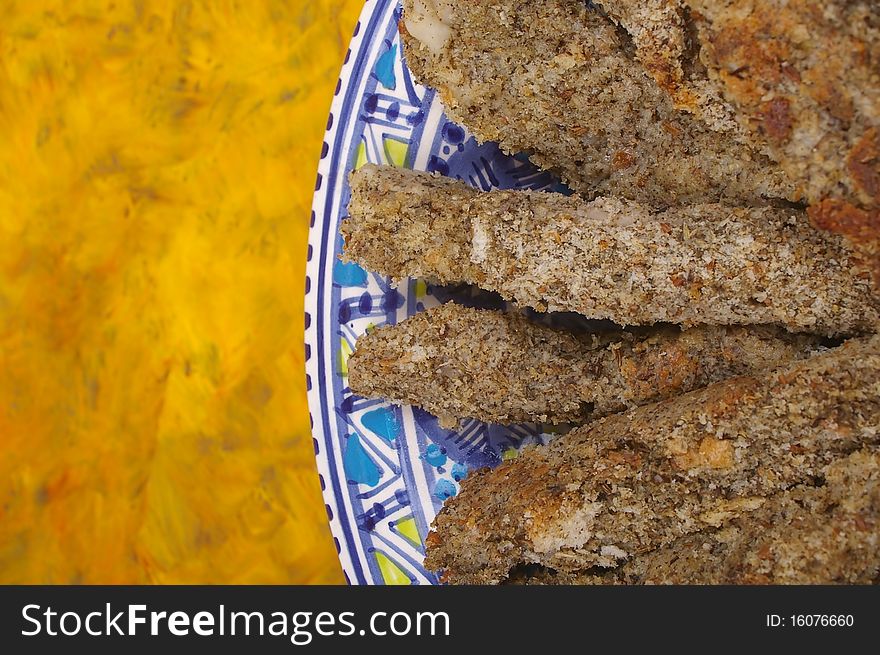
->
400 0 880 238
595 0 739 130
342 164 879 336
348 302 824 428
599 0 880 270
325 0 880 586
506 447 880 585
423 335 880 584
399 0 797 208
681 1 880 241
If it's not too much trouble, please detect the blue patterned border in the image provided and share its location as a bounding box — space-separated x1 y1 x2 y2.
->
306 0 559 585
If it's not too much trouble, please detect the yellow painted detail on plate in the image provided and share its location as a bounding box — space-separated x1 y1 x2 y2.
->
395 517 422 547
502 448 519 461
338 338 354 377
354 140 368 171
375 551 411 586
415 279 428 299
383 136 409 168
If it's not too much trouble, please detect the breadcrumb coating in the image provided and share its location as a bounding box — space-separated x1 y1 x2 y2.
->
599 1 880 255
424 335 880 584
342 165 880 336
507 448 880 585
684 1 880 232
400 0 797 207
402 1 879 224
348 302 823 428
596 0 743 135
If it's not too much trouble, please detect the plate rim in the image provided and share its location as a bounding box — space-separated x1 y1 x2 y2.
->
305 0 392 586
305 0 556 585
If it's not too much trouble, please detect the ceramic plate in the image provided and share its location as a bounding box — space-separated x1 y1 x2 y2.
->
305 0 564 584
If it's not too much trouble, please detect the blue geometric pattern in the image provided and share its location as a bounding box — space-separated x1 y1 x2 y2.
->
306 0 557 585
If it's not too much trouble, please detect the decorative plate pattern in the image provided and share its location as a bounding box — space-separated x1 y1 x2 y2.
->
306 0 562 585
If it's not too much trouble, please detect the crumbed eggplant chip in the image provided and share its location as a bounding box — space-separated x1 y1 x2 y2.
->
425 336 880 584
342 165 879 336
349 302 823 427
506 448 880 585
399 0 797 207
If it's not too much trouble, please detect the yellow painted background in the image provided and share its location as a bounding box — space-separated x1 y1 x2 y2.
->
0 0 364 583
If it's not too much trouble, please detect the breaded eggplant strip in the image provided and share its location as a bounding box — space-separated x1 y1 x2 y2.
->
597 0 880 248
348 302 823 428
400 0 796 207
508 448 880 585
595 0 742 132
685 1 880 228
342 165 879 336
424 336 880 584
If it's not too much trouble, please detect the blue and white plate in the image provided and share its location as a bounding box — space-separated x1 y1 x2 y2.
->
306 0 563 585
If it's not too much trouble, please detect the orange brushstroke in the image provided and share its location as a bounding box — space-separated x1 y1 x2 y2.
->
0 0 358 584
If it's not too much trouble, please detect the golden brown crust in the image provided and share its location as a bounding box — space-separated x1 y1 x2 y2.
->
596 0 743 135
348 302 823 427
849 128 880 206
807 199 880 287
507 449 880 585
399 0 797 207
402 0 880 248
808 199 880 244
424 336 880 584
686 0 880 226
603 1 880 223
343 165 880 336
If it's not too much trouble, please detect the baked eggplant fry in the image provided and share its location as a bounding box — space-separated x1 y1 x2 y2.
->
424 335 880 585
348 302 823 428
595 0 742 132
341 165 880 336
400 0 796 207
596 0 880 245
685 1 880 235
507 448 880 585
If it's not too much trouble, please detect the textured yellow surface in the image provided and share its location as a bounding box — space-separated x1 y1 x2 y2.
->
0 0 363 584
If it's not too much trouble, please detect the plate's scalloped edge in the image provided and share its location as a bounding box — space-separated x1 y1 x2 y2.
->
305 0 386 586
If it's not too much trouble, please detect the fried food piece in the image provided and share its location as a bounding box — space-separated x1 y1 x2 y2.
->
424 336 880 585
596 0 741 132
348 302 823 428
508 448 880 585
400 0 796 207
682 1 880 236
342 165 879 336
587 1 880 268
